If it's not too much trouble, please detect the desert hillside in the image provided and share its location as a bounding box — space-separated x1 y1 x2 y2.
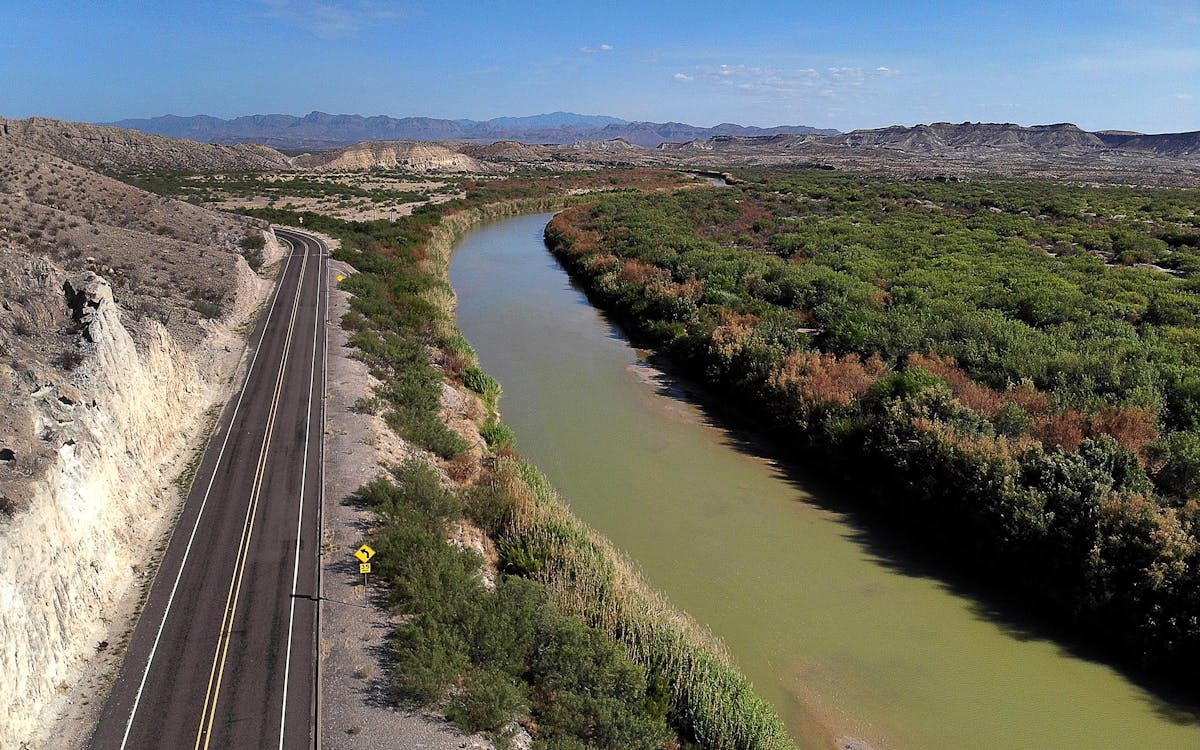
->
0 116 292 173
0 134 282 748
292 139 485 171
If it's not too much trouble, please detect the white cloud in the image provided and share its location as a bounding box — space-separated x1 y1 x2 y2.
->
580 43 616 54
1175 92 1194 100
673 73 693 82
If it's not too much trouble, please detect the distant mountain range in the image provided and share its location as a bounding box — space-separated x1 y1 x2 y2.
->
660 121 1200 160
828 122 1200 158
103 111 840 149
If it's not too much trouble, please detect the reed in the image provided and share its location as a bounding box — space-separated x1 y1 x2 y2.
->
485 457 795 750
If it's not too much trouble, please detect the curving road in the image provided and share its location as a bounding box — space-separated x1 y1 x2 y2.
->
89 228 329 750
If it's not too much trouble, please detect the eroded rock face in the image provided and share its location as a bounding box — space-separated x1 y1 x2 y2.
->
63 272 110 343
294 141 485 172
0 243 273 747
0 251 207 745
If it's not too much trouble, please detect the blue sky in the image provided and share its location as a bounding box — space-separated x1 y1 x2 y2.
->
2 0 1198 133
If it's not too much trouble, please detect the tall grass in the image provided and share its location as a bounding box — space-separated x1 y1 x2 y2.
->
484 458 794 750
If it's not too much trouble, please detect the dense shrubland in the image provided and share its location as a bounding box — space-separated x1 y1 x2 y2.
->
545 170 1200 676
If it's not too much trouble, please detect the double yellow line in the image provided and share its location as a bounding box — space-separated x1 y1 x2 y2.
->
193 241 310 750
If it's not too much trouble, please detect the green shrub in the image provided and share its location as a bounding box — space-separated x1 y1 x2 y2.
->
385 409 469 459
994 402 1033 437
463 365 501 398
465 482 518 536
190 298 222 319
447 670 528 732
480 419 515 449
366 471 681 746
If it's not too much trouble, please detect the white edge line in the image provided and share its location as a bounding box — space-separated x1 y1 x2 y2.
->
278 233 322 749
315 234 329 750
119 235 298 749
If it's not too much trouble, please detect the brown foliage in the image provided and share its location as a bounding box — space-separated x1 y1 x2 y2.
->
909 353 1008 417
444 452 477 484
584 253 621 273
1030 410 1088 453
440 349 470 380
771 351 888 408
909 352 1157 458
1091 405 1159 457
710 311 760 359
653 278 704 301
546 208 602 255
1011 382 1051 416
911 416 1037 466
619 258 671 287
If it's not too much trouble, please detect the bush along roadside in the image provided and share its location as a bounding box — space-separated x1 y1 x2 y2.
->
251 195 795 749
359 460 678 749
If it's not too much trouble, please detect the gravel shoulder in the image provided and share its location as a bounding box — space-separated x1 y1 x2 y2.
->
319 257 488 749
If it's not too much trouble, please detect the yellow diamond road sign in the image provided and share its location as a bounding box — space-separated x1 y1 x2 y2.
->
354 544 376 563
359 562 372 574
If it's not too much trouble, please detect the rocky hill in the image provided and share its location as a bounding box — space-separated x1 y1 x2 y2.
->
829 122 1108 152
105 110 838 149
293 140 485 171
656 122 1200 185
1095 130 1200 157
1 116 292 173
662 121 1200 160
0 135 283 747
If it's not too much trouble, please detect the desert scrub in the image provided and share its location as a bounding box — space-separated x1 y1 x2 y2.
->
239 232 265 270
349 326 467 459
361 460 677 748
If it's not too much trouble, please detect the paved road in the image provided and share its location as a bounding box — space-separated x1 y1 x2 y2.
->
89 228 329 750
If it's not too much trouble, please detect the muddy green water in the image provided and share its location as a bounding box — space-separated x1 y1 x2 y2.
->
449 213 1200 749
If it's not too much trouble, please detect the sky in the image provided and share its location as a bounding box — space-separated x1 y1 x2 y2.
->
1 0 1198 133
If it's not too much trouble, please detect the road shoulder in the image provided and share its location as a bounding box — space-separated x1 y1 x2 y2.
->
320 257 489 749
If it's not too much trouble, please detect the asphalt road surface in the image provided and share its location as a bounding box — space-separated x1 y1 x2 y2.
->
89 228 329 750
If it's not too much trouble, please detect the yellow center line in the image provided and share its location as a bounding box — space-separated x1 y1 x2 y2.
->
193 242 310 749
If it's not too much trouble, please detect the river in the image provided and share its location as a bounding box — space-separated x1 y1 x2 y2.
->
449 212 1200 749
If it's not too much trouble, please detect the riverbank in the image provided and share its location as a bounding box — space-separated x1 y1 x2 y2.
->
541 177 1200 682
257 189 795 749
452 210 1200 748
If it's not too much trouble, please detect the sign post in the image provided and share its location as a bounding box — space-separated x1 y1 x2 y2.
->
354 544 376 598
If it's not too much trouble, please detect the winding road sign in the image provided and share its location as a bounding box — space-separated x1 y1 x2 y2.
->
354 544 375 563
